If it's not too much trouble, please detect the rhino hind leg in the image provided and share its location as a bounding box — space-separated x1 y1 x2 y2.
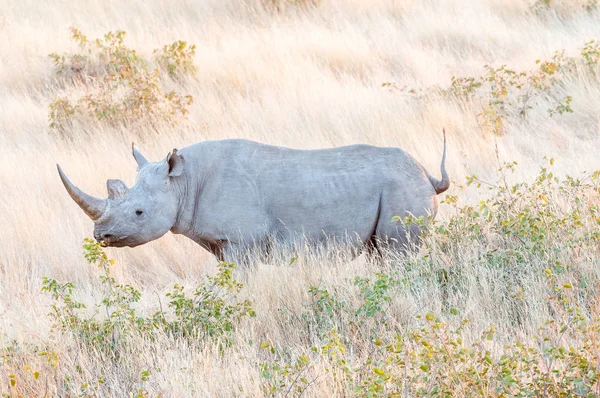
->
373 184 438 254
364 235 384 263
374 210 424 255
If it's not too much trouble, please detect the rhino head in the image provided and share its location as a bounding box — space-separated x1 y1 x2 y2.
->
57 145 185 247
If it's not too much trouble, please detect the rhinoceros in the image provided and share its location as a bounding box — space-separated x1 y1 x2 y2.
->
57 133 449 264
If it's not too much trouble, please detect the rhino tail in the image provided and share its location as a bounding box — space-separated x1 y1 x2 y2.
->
427 129 450 195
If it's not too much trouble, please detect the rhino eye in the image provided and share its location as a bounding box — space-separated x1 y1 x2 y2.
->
135 209 143 216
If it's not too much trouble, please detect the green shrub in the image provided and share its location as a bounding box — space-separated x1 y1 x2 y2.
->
42 239 254 359
258 341 314 396
258 271 600 396
161 262 255 347
19 240 253 395
430 158 600 260
49 29 143 80
42 239 148 360
302 286 347 340
384 40 600 135
48 28 195 132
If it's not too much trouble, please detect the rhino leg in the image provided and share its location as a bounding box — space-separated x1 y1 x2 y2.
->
373 183 437 254
221 241 253 268
364 235 383 263
375 220 425 254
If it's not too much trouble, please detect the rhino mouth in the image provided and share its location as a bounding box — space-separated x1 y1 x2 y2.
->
104 238 145 248
98 235 130 247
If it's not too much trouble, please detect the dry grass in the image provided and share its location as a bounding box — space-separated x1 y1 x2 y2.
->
1 0 600 396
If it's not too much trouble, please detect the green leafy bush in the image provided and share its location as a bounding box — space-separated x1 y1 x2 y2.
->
259 274 600 396
8 240 253 395
49 29 143 80
42 239 254 359
48 28 195 132
384 40 600 135
161 262 255 347
42 239 147 359
258 340 315 396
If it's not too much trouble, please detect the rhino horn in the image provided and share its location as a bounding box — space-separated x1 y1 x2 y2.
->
132 143 149 169
57 165 108 221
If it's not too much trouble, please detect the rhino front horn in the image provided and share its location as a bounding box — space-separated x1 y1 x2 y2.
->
57 165 108 221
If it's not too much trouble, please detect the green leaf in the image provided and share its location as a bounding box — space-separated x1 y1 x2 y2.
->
373 367 386 376
425 312 435 321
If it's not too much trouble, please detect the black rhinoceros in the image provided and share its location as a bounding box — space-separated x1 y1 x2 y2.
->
58 133 449 264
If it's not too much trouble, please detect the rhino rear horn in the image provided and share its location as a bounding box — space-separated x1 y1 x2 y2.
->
132 143 149 170
57 165 108 221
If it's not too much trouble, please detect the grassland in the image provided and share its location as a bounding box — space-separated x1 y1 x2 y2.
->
1 0 600 396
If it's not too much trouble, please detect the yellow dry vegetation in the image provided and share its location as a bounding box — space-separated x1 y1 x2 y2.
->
1 0 600 396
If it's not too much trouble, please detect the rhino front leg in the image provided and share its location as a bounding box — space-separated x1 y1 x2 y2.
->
220 241 252 268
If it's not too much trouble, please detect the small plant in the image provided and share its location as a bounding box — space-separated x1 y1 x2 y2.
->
448 76 482 99
548 95 573 116
581 39 600 68
3 239 254 396
353 273 402 330
302 286 346 339
258 341 315 396
48 96 76 130
161 262 256 347
42 238 146 359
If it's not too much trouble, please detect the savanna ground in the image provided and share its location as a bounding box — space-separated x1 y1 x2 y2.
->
2 0 600 396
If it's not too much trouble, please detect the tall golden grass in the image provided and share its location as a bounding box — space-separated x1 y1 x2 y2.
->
1 0 600 395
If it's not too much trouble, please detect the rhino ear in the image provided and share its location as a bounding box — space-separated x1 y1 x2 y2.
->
167 149 184 177
132 143 149 170
107 179 129 199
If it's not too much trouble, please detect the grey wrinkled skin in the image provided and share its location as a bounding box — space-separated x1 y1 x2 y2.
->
57 134 449 264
